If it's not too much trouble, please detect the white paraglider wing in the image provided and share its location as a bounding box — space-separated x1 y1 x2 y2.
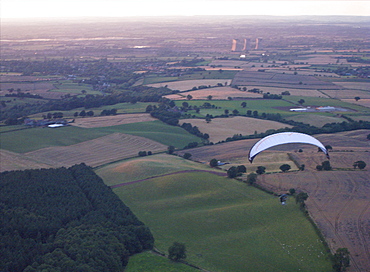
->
248 132 329 163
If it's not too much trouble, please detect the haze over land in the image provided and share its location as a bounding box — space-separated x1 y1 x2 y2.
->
1 11 370 272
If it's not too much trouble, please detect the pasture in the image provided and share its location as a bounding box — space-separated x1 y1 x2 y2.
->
179 116 292 143
111 171 332 272
0 126 109 153
95 153 222 186
125 251 199 272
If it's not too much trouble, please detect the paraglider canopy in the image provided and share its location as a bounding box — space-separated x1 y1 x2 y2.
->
248 132 329 163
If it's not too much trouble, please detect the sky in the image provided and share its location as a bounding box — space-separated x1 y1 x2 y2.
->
1 0 369 19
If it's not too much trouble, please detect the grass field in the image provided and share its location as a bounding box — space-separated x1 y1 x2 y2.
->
0 126 109 153
29 102 156 119
125 251 199 272
95 153 220 186
110 171 332 272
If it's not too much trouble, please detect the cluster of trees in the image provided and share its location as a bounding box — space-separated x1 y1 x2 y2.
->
100 109 117 116
181 122 209 140
227 165 247 178
0 164 154 271
138 151 153 156
1 86 174 122
262 93 282 99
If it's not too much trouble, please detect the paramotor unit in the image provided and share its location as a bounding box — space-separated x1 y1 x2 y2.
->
248 132 330 163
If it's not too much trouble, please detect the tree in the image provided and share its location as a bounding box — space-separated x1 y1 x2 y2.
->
224 109 229 115
289 188 296 195
253 110 258 117
295 192 309 209
210 158 218 167
279 164 291 172
168 242 186 261
236 165 247 173
256 166 266 175
227 166 238 178
246 173 257 185
183 153 192 159
167 145 175 154
322 160 332 171
299 164 305 171
353 161 366 169
325 145 333 151
86 110 94 117
354 96 361 101
138 151 147 156
241 102 247 108
298 99 305 105
367 133 370 140
207 95 213 100
232 109 239 115
186 94 193 100
79 110 86 117
332 248 350 272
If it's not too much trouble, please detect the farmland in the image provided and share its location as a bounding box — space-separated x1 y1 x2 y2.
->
111 170 332 272
1 15 370 272
179 116 292 143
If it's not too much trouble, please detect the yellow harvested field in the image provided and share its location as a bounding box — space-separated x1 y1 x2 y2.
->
164 86 261 100
342 98 370 108
0 149 52 172
147 79 232 91
333 81 370 91
180 116 292 143
72 113 156 128
23 133 167 168
322 89 370 99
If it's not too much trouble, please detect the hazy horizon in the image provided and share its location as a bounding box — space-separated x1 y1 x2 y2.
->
2 0 370 19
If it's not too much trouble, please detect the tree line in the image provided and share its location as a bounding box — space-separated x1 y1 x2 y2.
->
0 164 154 271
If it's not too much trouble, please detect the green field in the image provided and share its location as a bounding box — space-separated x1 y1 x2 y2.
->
49 80 99 95
91 121 202 149
110 171 332 272
95 154 220 186
29 102 157 119
125 251 199 272
0 126 109 153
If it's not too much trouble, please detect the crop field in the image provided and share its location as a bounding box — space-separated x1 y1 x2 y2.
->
0 149 52 172
23 133 167 168
179 116 292 143
240 85 329 98
72 113 157 128
148 79 232 91
111 171 332 272
342 98 370 108
0 81 59 99
91 121 202 149
332 81 370 91
258 169 370 272
49 81 99 95
96 153 224 186
164 86 261 100
232 71 341 90
320 89 370 100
